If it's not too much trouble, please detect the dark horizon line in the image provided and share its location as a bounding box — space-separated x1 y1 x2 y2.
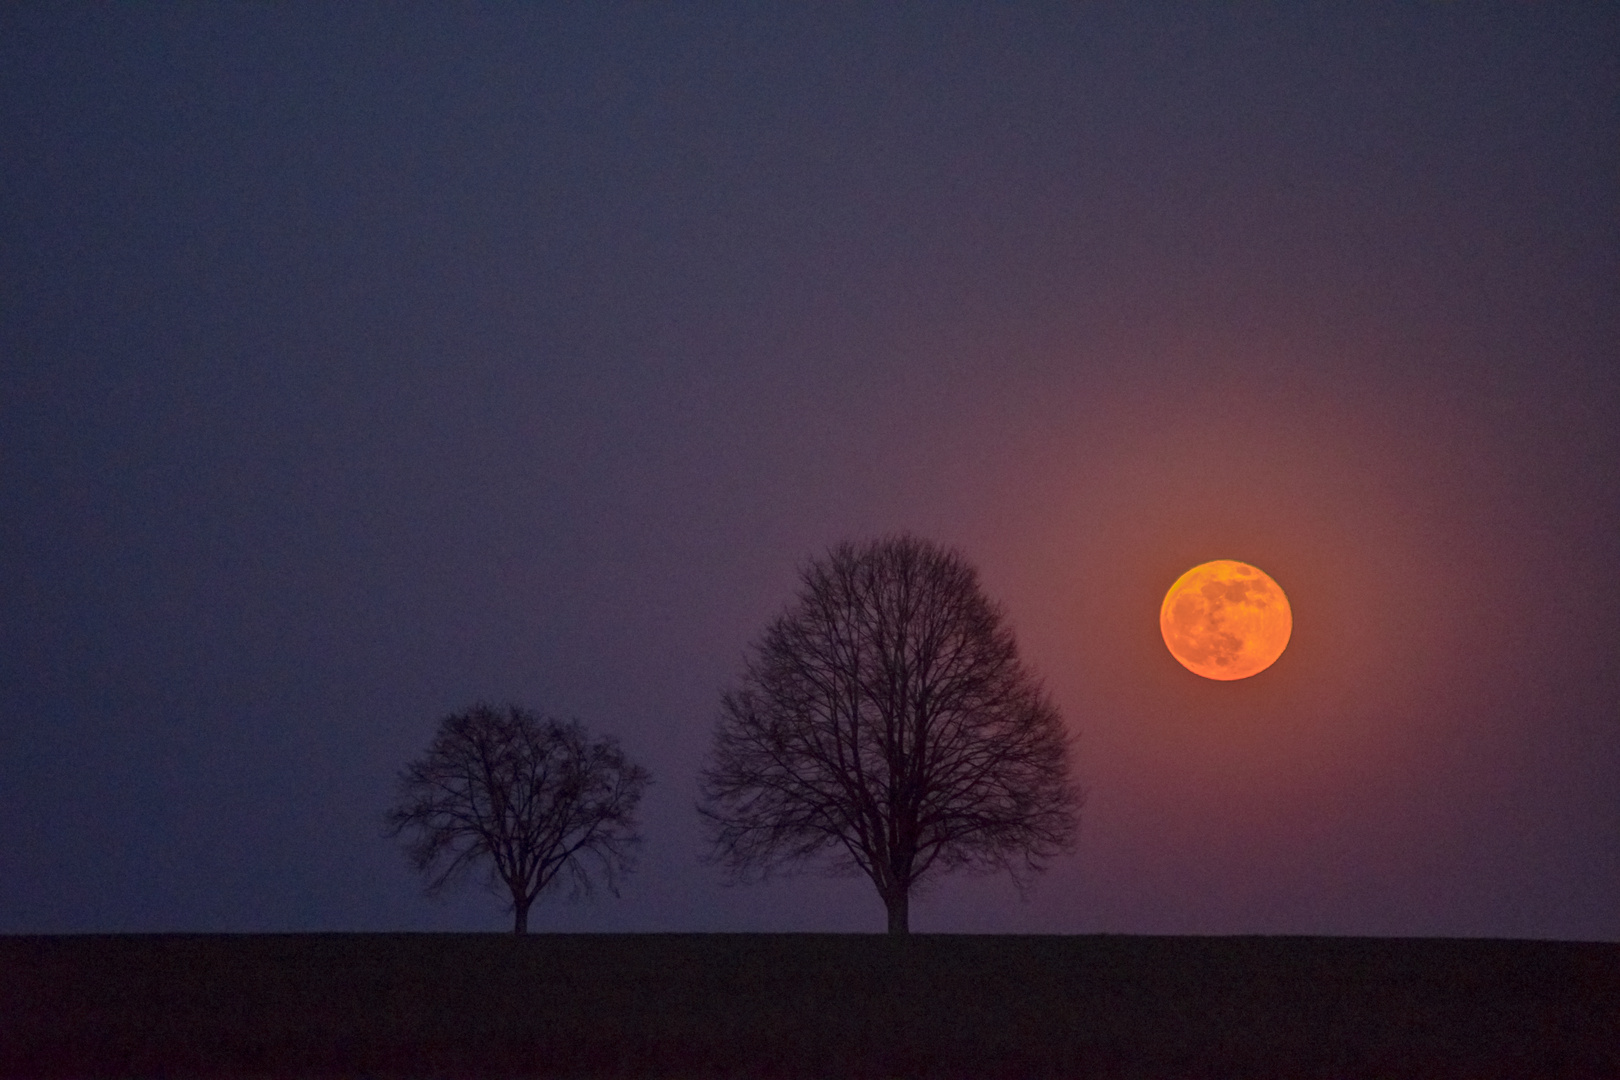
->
7 929 1615 945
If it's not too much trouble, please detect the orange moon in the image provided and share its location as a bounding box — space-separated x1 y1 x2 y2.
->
1160 560 1292 680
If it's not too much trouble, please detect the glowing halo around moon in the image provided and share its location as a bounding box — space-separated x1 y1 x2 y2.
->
1160 560 1292 680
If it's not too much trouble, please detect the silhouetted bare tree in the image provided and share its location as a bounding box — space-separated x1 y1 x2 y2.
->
386 704 651 933
700 535 1080 934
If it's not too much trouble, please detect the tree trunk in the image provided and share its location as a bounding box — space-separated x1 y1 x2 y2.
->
513 898 530 935
884 888 910 935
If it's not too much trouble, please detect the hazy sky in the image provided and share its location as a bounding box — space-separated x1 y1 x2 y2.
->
4 4 1616 939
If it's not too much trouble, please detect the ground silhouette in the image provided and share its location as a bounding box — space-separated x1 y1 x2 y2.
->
4 933 1615 1078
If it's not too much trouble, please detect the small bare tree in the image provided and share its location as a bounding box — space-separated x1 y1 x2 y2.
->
386 703 651 933
700 535 1080 934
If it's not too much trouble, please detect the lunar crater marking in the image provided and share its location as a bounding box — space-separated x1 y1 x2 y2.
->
1160 560 1291 680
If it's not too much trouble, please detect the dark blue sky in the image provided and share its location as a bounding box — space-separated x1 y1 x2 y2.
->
3 4 1616 938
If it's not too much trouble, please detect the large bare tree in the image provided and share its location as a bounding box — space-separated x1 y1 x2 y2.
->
700 535 1080 934
386 704 651 933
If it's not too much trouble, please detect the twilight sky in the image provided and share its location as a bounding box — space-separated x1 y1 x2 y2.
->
3 5 1616 940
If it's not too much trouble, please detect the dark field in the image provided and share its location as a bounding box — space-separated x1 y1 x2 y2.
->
2 933 1615 1078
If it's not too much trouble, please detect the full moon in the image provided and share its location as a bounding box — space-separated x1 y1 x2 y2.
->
1160 560 1292 680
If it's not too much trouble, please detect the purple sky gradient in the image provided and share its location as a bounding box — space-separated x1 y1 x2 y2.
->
3 5 1616 939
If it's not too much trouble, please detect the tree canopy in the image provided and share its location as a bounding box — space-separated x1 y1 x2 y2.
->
386 704 650 933
700 535 1080 933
